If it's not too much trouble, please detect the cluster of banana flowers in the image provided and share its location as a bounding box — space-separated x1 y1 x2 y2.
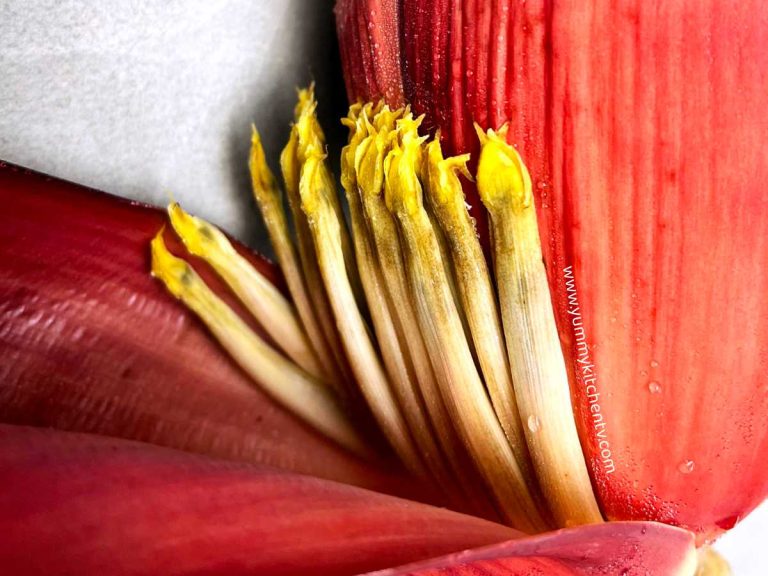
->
153 88 607 534
0 0 766 575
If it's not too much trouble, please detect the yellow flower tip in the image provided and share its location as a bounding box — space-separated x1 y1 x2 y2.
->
425 138 472 207
476 124 532 212
279 126 300 195
358 110 375 139
341 116 356 131
362 100 385 122
249 125 278 192
294 83 317 117
346 101 364 123
292 84 328 162
372 105 403 132
298 150 334 218
473 121 510 145
383 132 424 217
396 113 423 142
296 111 325 159
150 229 193 299
167 202 232 260
355 133 384 199
341 113 370 192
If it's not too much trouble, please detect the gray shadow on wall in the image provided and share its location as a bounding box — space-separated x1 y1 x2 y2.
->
227 0 349 257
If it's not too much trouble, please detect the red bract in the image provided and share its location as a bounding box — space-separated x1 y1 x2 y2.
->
0 425 516 576
368 522 695 576
336 0 768 542
0 424 694 575
0 162 419 501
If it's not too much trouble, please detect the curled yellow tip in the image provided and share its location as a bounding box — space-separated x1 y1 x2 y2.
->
425 138 472 207
476 124 532 212
296 114 323 157
345 101 364 125
384 130 424 217
373 106 404 132
249 125 278 192
396 114 423 143
355 132 384 199
341 112 371 193
167 202 234 262
295 83 317 117
299 150 334 217
150 230 194 300
294 91 327 162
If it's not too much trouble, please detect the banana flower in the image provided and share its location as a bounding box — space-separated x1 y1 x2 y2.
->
1 0 766 573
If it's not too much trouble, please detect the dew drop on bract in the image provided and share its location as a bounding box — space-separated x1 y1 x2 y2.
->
527 415 541 433
678 460 695 474
648 381 661 394
650 359 659 368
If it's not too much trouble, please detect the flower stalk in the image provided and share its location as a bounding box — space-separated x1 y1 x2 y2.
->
423 136 533 485
151 89 611 532
298 137 427 479
382 117 547 531
149 231 367 458
166 202 324 379
353 106 499 515
249 128 337 381
476 125 602 527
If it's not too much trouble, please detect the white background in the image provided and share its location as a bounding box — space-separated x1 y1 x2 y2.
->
1 1 765 573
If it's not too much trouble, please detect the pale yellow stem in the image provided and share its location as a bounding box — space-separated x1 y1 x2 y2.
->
384 125 548 532
477 124 603 527
150 231 368 458
355 113 498 516
300 148 426 477
249 126 337 381
424 137 535 485
342 112 461 496
281 123 355 392
166 202 323 379
293 86 365 310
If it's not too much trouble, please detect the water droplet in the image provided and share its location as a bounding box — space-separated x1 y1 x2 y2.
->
527 415 541 433
610 316 617 323
648 381 661 394
678 460 695 474
650 359 659 368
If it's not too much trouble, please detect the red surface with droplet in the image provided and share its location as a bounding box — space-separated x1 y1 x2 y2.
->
336 0 768 541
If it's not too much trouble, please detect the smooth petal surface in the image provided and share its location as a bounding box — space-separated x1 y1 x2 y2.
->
0 424 520 576
0 162 420 499
364 522 696 576
336 1 768 540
